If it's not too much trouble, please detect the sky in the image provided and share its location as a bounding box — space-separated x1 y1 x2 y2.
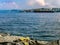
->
0 0 60 10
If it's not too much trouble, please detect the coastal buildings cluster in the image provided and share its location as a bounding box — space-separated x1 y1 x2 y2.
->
24 8 60 12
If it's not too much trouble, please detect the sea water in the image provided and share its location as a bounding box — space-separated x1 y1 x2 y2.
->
0 12 60 40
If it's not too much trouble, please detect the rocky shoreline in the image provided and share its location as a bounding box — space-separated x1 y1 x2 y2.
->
0 33 59 45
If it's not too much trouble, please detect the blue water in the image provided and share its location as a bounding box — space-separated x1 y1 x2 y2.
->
0 12 60 40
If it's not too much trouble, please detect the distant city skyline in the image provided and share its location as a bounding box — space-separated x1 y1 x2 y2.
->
0 0 60 10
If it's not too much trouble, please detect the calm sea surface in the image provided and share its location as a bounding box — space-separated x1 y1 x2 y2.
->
0 12 60 40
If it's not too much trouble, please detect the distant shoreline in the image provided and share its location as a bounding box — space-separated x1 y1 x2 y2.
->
0 9 60 13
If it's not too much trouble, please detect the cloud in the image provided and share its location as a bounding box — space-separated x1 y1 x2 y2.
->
28 0 34 6
45 0 60 7
28 0 46 6
0 2 19 9
28 0 60 8
0 0 60 9
35 0 46 6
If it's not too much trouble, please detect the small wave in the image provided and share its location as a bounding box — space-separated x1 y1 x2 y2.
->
0 28 5 30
